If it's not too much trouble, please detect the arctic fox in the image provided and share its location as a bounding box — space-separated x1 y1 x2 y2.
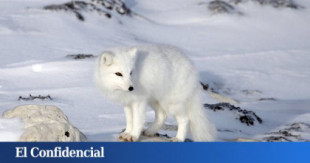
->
95 44 216 142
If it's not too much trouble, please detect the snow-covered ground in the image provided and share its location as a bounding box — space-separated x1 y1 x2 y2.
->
0 0 310 141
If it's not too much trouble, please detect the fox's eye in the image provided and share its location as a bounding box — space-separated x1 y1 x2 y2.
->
115 72 123 77
130 71 133 75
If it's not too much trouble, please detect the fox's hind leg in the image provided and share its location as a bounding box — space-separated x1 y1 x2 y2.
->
169 103 189 142
143 101 167 136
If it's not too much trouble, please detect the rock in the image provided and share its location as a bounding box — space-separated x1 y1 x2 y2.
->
200 82 209 90
230 0 303 9
66 54 96 60
261 122 310 142
44 0 130 21
241 89 262 95
91 0 131 15
204 102 263 126
18 94 52 101
258 97 277 101
2 105 87 142
208 0 238 14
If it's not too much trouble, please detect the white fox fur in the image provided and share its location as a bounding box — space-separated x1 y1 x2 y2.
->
94 44 216 142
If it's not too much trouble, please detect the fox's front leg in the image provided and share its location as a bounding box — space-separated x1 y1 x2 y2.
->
131 101 147 141
119 105 133 141
121 101 146 142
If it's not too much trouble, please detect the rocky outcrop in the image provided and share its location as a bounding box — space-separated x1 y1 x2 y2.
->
261 122 310 142
44 0 131 21
204 103 263 126
230 0 302 9
208 0 241 14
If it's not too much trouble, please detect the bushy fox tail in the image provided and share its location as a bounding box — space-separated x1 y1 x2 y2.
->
187 90 217 141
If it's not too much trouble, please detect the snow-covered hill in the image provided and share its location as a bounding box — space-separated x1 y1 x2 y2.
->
0 0 310 141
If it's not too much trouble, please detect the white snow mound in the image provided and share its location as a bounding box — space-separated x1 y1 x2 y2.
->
2 105 87 142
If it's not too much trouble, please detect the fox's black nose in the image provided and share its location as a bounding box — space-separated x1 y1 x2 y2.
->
128 86 134 91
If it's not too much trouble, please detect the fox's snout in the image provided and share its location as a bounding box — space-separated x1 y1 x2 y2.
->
128 86 134 91
121 80 134 92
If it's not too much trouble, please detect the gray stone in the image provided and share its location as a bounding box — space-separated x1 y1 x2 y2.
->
230 0 303 9
208 0 237 14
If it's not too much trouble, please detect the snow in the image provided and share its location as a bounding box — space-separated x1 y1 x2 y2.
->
0 0 310 141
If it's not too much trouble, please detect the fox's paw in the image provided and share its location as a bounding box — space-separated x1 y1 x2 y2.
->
170 137 183 142
142 129 156 137
119 133 138 142
119 132 129 141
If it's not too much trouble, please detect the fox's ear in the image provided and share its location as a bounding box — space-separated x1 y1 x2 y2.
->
101 51 114 66
128 48 137 59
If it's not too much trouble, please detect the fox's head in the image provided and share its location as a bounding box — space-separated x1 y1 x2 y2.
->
98 48 137 92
